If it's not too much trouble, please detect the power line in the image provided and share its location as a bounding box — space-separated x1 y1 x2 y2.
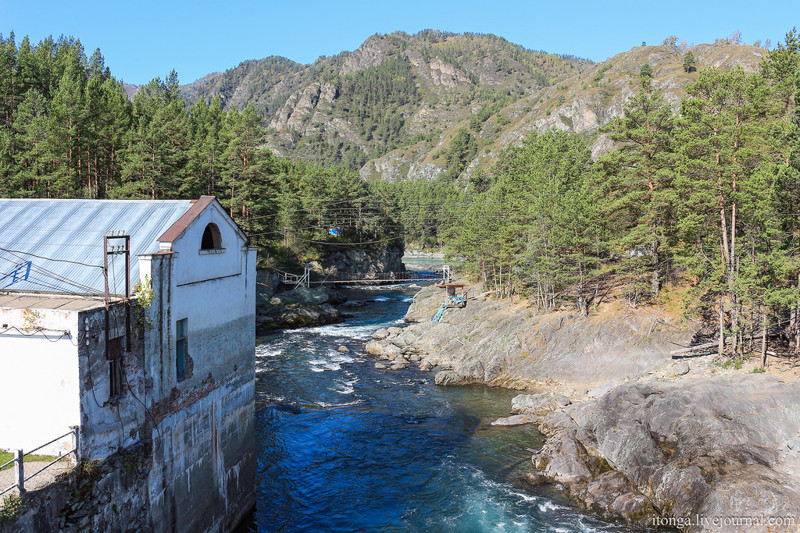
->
0 249 101 294
245 114 799 224
246 157 800 238
0 246 104 269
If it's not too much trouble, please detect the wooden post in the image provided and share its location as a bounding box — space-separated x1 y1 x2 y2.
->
14 449 24 494
761 312 768 368
718 295 725 356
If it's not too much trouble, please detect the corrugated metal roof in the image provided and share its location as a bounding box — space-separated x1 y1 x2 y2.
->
0 198 194 295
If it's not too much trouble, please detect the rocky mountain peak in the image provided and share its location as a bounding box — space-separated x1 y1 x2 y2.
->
180 34 768 183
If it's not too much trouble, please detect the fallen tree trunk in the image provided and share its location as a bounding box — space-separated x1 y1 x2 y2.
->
669 341 718 356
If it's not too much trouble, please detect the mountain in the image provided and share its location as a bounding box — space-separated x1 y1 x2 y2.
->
365 40 767 181
179 30 592 175
179 32 767 181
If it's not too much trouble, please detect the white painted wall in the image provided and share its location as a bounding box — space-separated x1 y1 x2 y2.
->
0 307 80 455
141 201 256 393
171 202 245 286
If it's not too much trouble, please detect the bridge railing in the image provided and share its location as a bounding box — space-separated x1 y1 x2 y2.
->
272 266 453 285
313 270 446 284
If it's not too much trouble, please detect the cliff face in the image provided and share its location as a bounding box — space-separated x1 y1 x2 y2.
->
321 243 406 276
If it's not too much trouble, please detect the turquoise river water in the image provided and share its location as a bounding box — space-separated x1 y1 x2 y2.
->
242 285 623 532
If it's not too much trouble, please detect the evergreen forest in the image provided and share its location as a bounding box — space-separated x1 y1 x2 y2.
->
2 29 800 359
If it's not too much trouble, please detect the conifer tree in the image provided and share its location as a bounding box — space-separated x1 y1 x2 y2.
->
596 69 677 301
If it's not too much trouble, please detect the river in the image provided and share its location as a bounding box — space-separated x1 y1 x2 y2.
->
244 285 621 532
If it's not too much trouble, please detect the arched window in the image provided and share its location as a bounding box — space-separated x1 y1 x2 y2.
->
201 223 222 250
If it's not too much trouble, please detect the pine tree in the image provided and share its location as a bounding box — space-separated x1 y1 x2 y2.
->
676 67 774 355
682 51 696 73
596 70 677 302
221 104 274 234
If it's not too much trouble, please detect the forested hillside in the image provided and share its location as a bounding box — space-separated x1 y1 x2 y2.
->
179 31 772 185
180 31 593 173
2 27 800 360
0 33 401 268
379 28 800 360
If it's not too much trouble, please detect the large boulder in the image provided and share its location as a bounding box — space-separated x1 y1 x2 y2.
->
511 393 557 415
290 286 330 305
372 329 390 340
533 376 800 529
434 370 465 386
365 340 402 358
491 414 535 426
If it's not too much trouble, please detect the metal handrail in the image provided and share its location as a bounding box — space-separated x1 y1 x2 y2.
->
1 428 78 498
23 430 75 458
24 451 75 483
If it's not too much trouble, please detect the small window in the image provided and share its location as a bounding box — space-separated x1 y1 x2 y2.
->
201 223 222 250
176 318 188 381
108 337 123 398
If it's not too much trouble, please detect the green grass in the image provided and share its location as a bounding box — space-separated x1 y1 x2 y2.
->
0 450 60 471
714 359 744 370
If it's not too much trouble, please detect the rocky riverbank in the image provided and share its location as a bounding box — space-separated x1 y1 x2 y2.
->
255 244 408 332
255 271 346 332
365 282 800 531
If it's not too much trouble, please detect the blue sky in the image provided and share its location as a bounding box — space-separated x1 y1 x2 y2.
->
0 0 796 85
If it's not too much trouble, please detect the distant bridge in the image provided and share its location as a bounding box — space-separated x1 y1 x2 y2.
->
274 266 451 287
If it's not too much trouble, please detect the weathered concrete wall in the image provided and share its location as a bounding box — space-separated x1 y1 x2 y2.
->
147 372 256 532
133 205 257 531
1 444 153 533
77 301 148 460
0 307 80 454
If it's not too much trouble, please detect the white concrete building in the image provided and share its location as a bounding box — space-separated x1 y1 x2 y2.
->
0 196 257 531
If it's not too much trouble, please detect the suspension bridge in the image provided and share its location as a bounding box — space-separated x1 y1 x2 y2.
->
273 266 452 287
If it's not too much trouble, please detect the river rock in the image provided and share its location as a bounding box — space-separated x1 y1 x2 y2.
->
384 344 403 357
419 360 433 372
491 414 535 426
372 328 390 340
533 375 800 527
587 381 619 399
320 304 341 322
374 363 387 370
280 306 323 327
338 346 350 354
292 286 330 305
511 393 557 415
390 362 407 370
673 361 690 376
434 370 463 386
341 300 368 308
387 326 403 336
365 340 402 357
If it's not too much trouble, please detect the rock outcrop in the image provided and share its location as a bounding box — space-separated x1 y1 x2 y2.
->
363 281 800 529
401 283 696 390
255 285 344 332
533 376 800 530
322 244 406 279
